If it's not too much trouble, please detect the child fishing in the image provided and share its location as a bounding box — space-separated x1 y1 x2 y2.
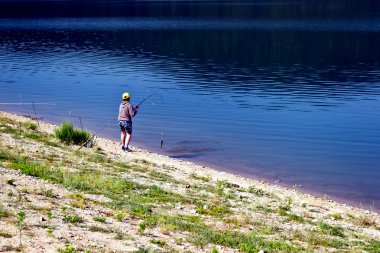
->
118 92 139 152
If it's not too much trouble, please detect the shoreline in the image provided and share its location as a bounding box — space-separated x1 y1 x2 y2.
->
2 107 378 213
2 109 379 214
1 110 379 252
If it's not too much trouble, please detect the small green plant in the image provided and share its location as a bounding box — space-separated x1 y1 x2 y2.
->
150 238 165 246
134 248 150 253
0 204 10 219
89 225 109 233
115 231 125 240
93 216 106 223
57 244 77 253
16 211 26 247
40 188 55 198
190 173 211 182
54 122 90 145
330 213 343 220
175 237 183 245
139 221 146 231
46 227 54 237
63 215 82 223
211 246 219 253
0 231 12 238
248 185 266 196
115 212 125 221
23 122 38 131
7 189 14 197
47 210 53 219
317 221 345 237
365 240 380 252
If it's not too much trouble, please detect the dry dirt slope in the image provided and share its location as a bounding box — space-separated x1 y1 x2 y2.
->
0 111 379 253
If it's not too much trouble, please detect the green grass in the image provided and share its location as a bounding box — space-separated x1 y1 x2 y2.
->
93 216 106 223
57 244 78 253
285 213 305 223
150 238 166 246
87 154 107 163
190 173 211 182
24 132 43 140
63 215 82 223
317 221 345 237
365 240 380 253
89 225 110 233
196 203 230 216
54 122 90 145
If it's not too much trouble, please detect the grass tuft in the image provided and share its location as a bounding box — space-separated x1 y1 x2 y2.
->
54 122 90 145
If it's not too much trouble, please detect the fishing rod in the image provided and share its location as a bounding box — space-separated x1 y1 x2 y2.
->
137 93 164 107
78 118 114 151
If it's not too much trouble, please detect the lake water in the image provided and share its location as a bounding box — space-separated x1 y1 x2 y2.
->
1 1 380 210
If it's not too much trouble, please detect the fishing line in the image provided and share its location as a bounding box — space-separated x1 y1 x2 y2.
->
137 93 164 107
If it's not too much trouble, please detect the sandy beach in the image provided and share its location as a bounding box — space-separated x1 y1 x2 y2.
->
1 110 379 252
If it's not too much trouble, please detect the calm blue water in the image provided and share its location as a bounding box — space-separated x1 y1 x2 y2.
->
1 1 380 210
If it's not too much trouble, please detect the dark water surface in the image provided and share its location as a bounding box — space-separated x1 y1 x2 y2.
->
1 1 380 210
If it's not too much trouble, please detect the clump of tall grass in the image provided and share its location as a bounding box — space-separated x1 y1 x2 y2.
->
54 123 90 145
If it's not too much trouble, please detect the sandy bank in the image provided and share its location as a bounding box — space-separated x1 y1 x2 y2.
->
1 110 379 252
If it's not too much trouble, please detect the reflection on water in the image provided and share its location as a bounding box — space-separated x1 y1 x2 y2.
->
1 1 380 210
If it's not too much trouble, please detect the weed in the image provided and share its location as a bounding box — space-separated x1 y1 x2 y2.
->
0 204 11 219
365 240 380 253
114 231 125 240
190 173 211 182
0 231 12 238
357 214 377 227
330 213 343 220
46 210 53 219
277 206 288 216
134 248 150 253
149 170 177 182
22 121 37 130
175 237 183 245
285 213 305 223
89 225 109 233
255 205 274 214
54 122 90 145
87 154 107 163
57 244 77 253
39 188 55 198
47 228 54 237
211 246 219 253
24 132 43 140
93 216 106 223
115 212 125 221
317 222 345 237
63 215 82 224
196 202 230 216
16 211 26 246
150 238 166 246
248 185 266 196
139 221 146 231
7 189 14 197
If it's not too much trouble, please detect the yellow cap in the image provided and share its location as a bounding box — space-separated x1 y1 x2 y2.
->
122 92 130 100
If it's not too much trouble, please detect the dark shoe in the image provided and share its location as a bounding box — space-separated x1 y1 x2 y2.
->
121 146 126 151
124 147 132 152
